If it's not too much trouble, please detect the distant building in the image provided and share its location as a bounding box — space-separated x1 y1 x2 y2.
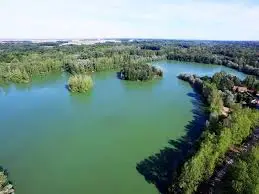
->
233 86 248 93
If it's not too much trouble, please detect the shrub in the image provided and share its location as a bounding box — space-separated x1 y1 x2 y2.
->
67 74 93 93
0 167 14 193
0 170 8 190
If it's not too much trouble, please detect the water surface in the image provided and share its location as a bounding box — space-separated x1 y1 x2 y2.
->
0 61 245 194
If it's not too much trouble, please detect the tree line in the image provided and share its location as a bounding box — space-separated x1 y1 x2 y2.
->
167 41 259 76
175 72 259 194
0 40 259 85
174 106 259 194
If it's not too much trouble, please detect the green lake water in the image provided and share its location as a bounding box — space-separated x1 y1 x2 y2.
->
0 61 245 194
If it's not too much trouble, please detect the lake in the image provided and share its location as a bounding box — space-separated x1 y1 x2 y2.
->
0 61 245 194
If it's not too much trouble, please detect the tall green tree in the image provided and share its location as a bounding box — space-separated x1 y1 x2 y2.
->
243 75 256 89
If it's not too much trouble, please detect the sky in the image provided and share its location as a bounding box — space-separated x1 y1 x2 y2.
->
1 0 259 40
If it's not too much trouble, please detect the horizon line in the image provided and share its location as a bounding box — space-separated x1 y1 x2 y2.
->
0 38 259 42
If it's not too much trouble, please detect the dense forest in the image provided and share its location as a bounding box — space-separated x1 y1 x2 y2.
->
175 106 259 194
0 40 259 85
167 42 259 76
176 72 259 194
222 145 259 193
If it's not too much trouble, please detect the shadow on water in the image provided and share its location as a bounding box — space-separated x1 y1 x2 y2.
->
121 80 162 91
116 72 122 80
0 82 32 95
0 72 64 95
65 84 70 91
92 71 117 80
136 91 208 194
117 75 162 92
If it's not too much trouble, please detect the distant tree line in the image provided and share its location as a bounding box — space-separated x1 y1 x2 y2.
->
0 40 259 85
0 42 166 84
167 42 259 76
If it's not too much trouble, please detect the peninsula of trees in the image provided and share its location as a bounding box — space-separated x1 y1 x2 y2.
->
0 167 14 194
175 72 259 194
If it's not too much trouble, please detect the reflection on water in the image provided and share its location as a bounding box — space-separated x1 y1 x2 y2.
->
120 78 162 91
0 72 65 94
68 90 93 105
153 64 167 73
93 71 117 80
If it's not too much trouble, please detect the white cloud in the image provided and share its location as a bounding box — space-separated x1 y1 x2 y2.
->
0 0 259 40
